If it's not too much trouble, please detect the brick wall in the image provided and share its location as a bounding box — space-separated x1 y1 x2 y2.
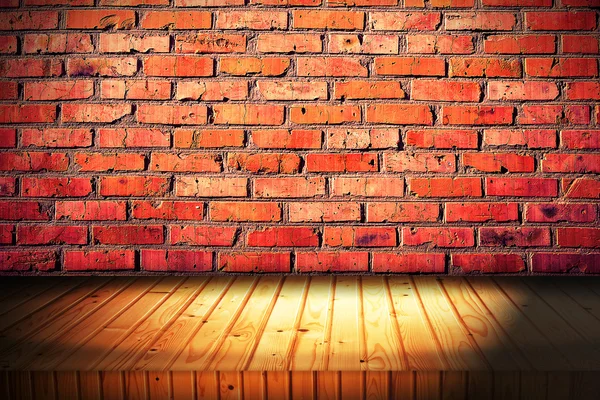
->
0 0 598 275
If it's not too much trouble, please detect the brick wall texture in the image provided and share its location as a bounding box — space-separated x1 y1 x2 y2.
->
0 0 598 275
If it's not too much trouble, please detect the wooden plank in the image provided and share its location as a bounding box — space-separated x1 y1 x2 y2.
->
0 280 62 316
391 372 413 399
8 372 33 400
569 372 600 400
208 276 283 370
266 372 289 400
520 372 548 400
196 372 218 400
387 277 445 370
14 278 158 370
56 372 78 400
219 371 242 400
365 371 388 400
466 277 569 370
79 372 101 400
415 372 440 400
168 277 257 370
171 372 195 400
57 278 184 370
147 372 169 400
290 276 333 370
95 277 216 370
290 372 314 400
0 277 135 367
316 372 339 400
493 372 520 400
0 372 9 400
132 276 234 370
248 277 308 370
124 372 149 400
556 279 600 321
101 372 123 400
340 371 363 400
243 372 265 400
31 371 55 400
441 371 466 400
466 372 492 400
328 276 361 371
495 277 600 369
412 277 488 370
440 277 530 370
0 279 34 304
361 278 404 371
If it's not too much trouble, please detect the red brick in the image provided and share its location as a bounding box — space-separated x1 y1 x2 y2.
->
484 35 555 54
0 58 63 77
213 104 284 125
254 177 325 198
102 80 171 100
486 177 557 197
228 153 301 174
178 0 245 6
488 81 558 101
141 11 212 29
375 57 445 76
412 80 480 102
429 0 475 6
99 176 170 197
0 178 16 196
409 177 482 197
210 202 281 222
324 227 396 247
289 202 360 222
452 254 525 273
175 34 246 53
329 34 398 54
22 178 92 197
0 152 68 172
366 104 433 125
0 105 56 124
67 57 136 77
216 11 287 30
532 253 600 274
0 201 52 220
449 57 521 77
290 105 360 125
0 251 56 272
138 104 207 125
252 129 322 149
443 106 513 125
170 226 237 246
482 0 551 5
99 34 169 53
65 10 135 29
332 177 405 197
174 129 244 148
257 34 322 53
372 253 445 273
132 201 204 221
406 129 478 149
525 203 596 223
23 33 93 54
445 12 516 31
93 225 164 245
561 130 600 149
483 129 556 149
298 57 367 77
218 252 290 273
463 153 534 173
100 0 169 5
144 56 213 77
0 82 17 99
565 82 600 100
542 154 600 174
177 81 248 101
334 81 404 100
0 12 58 30
220 57 290 76
248 227 319 247
64 250 135 271
525 12 596 31
176 177 247 197
293 10 364 30
384 152 455 173
307 153 378 172
98 128 170 148
370 12 440 30
558 228 600 248
150 153 222 172
525 58 598 77
0 225 12 245
562 35 598 54
74 153 145 172
518 105 589 125
62 104 132 123
329 0 395 5
56 201 126 221
406 35 474 54
446 202 519 222
480 227 550 247
141 250 212 272
17 225 87 245
367 202 439 222
257 81 326 101
0 129 16 148
564 178 600 199
404 227 474 248
24 81 94 101
327 128 399 149
0 36 17 53
296 251 368 272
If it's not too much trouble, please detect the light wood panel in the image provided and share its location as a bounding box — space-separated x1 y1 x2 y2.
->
1 276 600 372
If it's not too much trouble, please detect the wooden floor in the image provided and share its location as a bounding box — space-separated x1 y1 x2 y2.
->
1 276 600 372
